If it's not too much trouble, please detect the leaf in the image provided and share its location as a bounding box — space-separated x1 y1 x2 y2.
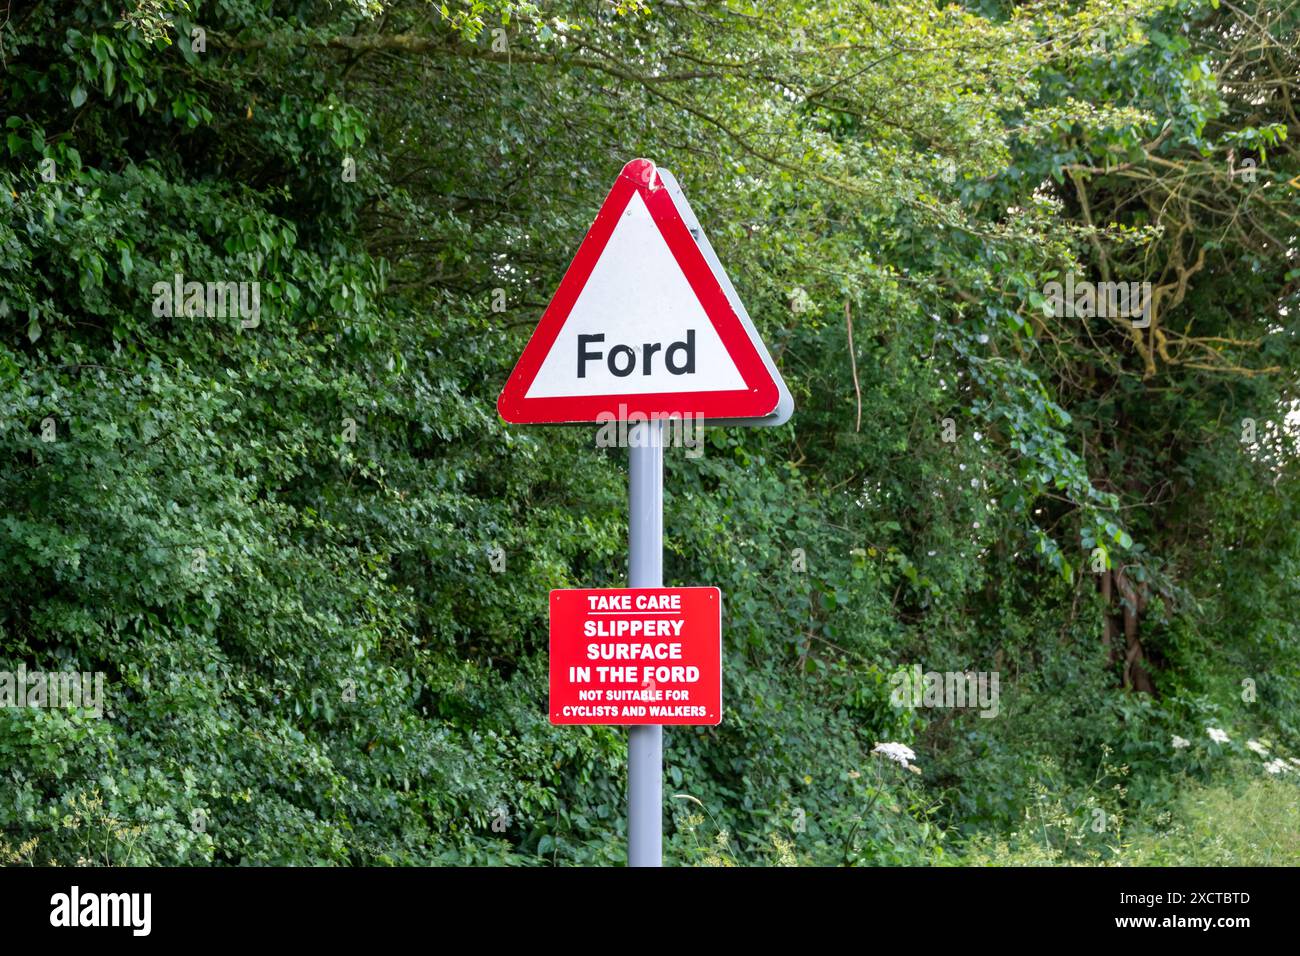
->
71 85 87 108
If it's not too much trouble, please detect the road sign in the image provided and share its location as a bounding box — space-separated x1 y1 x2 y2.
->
549 586 722 726
496 159 795 866
497 158 792 426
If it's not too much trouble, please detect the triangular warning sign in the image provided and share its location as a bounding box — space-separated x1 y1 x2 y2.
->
498 159 791 425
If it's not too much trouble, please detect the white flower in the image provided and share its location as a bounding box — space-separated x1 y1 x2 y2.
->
1206 727 1230 744
1246 739 1270 756
1171 735 1190 750
872 742 917 769
1263 759 1289 775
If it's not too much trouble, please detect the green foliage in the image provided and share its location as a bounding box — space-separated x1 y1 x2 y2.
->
966 774 1300 867
1 0 1297 865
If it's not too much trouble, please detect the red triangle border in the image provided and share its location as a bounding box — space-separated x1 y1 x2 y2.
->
497 159 780 424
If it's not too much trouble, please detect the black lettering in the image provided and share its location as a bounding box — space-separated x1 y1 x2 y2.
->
578 334 605 378
642 341 663 374
665 329 695 374
608 344 636 377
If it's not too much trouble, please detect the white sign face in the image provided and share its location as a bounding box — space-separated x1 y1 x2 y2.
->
524 192 746 399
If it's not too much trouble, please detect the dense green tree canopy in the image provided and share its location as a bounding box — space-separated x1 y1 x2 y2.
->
1 0 1296 865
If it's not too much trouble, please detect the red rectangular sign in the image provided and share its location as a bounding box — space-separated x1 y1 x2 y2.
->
549 587 722 725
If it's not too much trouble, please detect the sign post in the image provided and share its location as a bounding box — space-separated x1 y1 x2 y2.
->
627 418 663 866
498 158 792 867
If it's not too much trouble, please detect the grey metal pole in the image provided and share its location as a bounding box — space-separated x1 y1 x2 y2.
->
627 418 663 867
